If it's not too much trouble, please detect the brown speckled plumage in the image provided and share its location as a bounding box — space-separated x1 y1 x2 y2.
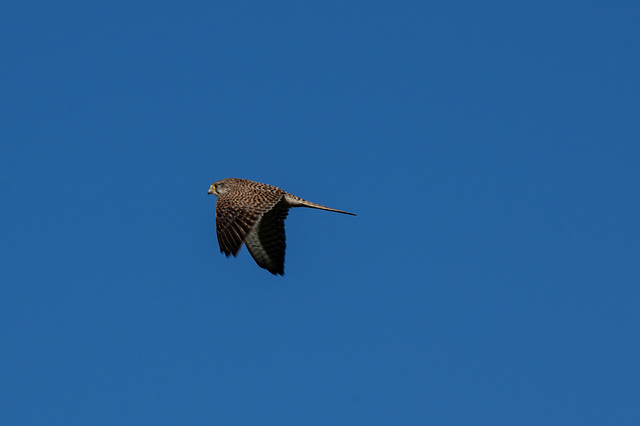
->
208 178 355 275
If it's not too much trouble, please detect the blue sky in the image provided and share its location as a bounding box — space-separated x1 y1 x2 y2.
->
2 1 639 424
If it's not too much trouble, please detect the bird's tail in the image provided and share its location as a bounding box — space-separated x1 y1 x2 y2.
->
284 194 356 216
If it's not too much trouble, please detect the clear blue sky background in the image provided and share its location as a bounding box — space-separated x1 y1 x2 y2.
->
2 1 639 424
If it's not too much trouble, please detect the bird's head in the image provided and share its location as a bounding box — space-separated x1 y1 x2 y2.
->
208 179 234 196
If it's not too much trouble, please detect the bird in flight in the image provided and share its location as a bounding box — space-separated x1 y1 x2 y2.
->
208 178 355 275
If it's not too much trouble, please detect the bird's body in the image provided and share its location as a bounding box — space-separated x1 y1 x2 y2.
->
208 178 355 275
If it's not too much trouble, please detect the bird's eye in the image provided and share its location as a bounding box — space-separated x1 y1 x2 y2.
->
213 183 218 189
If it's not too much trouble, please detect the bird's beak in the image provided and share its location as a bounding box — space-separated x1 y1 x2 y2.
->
208 189 214 195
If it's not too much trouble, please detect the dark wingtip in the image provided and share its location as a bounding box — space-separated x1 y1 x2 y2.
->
265 265 285 275
221 249 236 258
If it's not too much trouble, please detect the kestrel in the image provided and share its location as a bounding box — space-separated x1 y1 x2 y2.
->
208 178 355 275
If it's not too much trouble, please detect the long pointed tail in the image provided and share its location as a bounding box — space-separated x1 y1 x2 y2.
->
284 194 356 216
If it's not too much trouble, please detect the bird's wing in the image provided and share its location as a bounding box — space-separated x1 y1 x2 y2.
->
244 200 290 275
215 192 283 257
